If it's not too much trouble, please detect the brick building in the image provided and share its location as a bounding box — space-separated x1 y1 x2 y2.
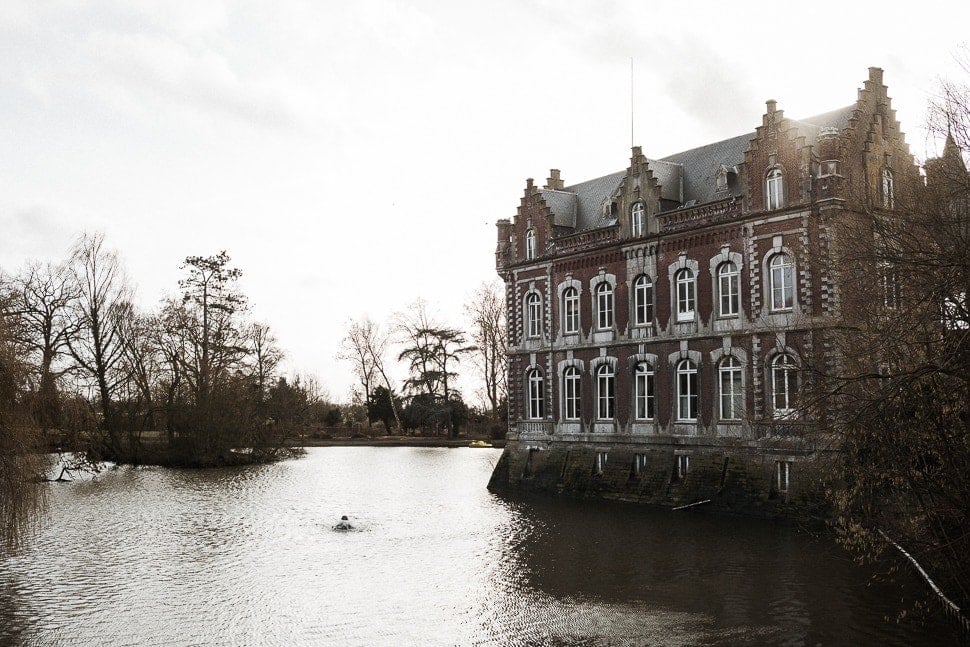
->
488 68 921 514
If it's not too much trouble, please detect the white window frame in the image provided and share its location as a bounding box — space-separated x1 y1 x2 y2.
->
596 364 615 420
527 368 544 419
879 263 900 309
525 292 542 338
633 274 653 327
562 287 580 334
777 460 791 493
765 168 784 210
563 367 581 421
718 356 743 421
633 453 648 476
882 168 895 208
631 201 645 236
717 261 740 317
525 229 536 260
675 454 690 480
594 451 608 475
675 269 696 322
771 354 798 417
769 254 794 312
676 359 698 421
595 282 614 330
634 362 655 420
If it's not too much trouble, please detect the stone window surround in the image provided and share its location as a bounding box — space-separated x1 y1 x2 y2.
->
590 273 616 331
521 283 544 340
765 166 785 210
557 358 585 422
589 355 618 421
524 363 546 420
557 276 583 337
710 345 748 423
760 237 802 321
631 200 646 236
525 228 536 260
709 245 743 319
764 336 800 418
668 348 702 423
667 253 699 325
630 273 655 328
628 352 659 421
881 166 895 208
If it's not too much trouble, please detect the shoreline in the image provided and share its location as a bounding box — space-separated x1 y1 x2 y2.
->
289 436 506 449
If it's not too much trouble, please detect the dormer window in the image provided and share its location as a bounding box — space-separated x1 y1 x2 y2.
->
631 202 645 236
525 229 536 260
715 166 729 191
765 168 785 210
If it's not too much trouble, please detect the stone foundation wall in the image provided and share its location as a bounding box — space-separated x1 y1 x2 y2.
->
488 438 833 519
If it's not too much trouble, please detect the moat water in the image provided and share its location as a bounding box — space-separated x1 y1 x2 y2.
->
0 447 958 646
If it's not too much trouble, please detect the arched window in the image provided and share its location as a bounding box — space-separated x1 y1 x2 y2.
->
717 262 739 317
527 369 544 419
676 359 698 421
563 367 581 420
882 169 895 208
595 282 614 330
631 202 646 237
526 292 542 338
769 254 794 311
633 275 653 326
596 364 615 420
634 362 655 420
562 287 580 334
525 229 536 260
675 269 696 322
718 356 742 420
765 168 784 210
771 354 798 416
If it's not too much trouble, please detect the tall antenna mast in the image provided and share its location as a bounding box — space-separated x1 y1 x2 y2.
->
630 57 635 148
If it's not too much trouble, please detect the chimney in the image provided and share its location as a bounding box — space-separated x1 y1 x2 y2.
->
869 67 883 85
496 219 512 244
766 99 777 114
544 169 564 190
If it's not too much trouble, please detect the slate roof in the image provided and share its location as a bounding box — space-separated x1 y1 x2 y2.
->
660 133 750 205
542 170 627 231
541 104 857 232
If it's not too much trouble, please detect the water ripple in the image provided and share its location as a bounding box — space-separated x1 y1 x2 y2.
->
0 447 959 646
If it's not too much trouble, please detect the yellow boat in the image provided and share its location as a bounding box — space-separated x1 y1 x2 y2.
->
468 440 493 448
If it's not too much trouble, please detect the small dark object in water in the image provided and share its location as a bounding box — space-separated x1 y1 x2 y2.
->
333 514 354 531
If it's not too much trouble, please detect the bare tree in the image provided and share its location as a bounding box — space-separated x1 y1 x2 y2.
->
339 316 401 431
116 305 160 436
464 280 507 417
248 322 284 402
807 64 970 616
65 232 133 455
8 261 78 429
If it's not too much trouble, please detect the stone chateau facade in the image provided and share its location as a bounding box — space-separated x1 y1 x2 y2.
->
488 68 918 515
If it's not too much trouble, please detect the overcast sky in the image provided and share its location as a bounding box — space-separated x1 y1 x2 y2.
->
1 1 967 404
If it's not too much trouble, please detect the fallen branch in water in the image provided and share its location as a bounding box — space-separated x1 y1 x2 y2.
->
672 499 710 511
878 529 970 636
